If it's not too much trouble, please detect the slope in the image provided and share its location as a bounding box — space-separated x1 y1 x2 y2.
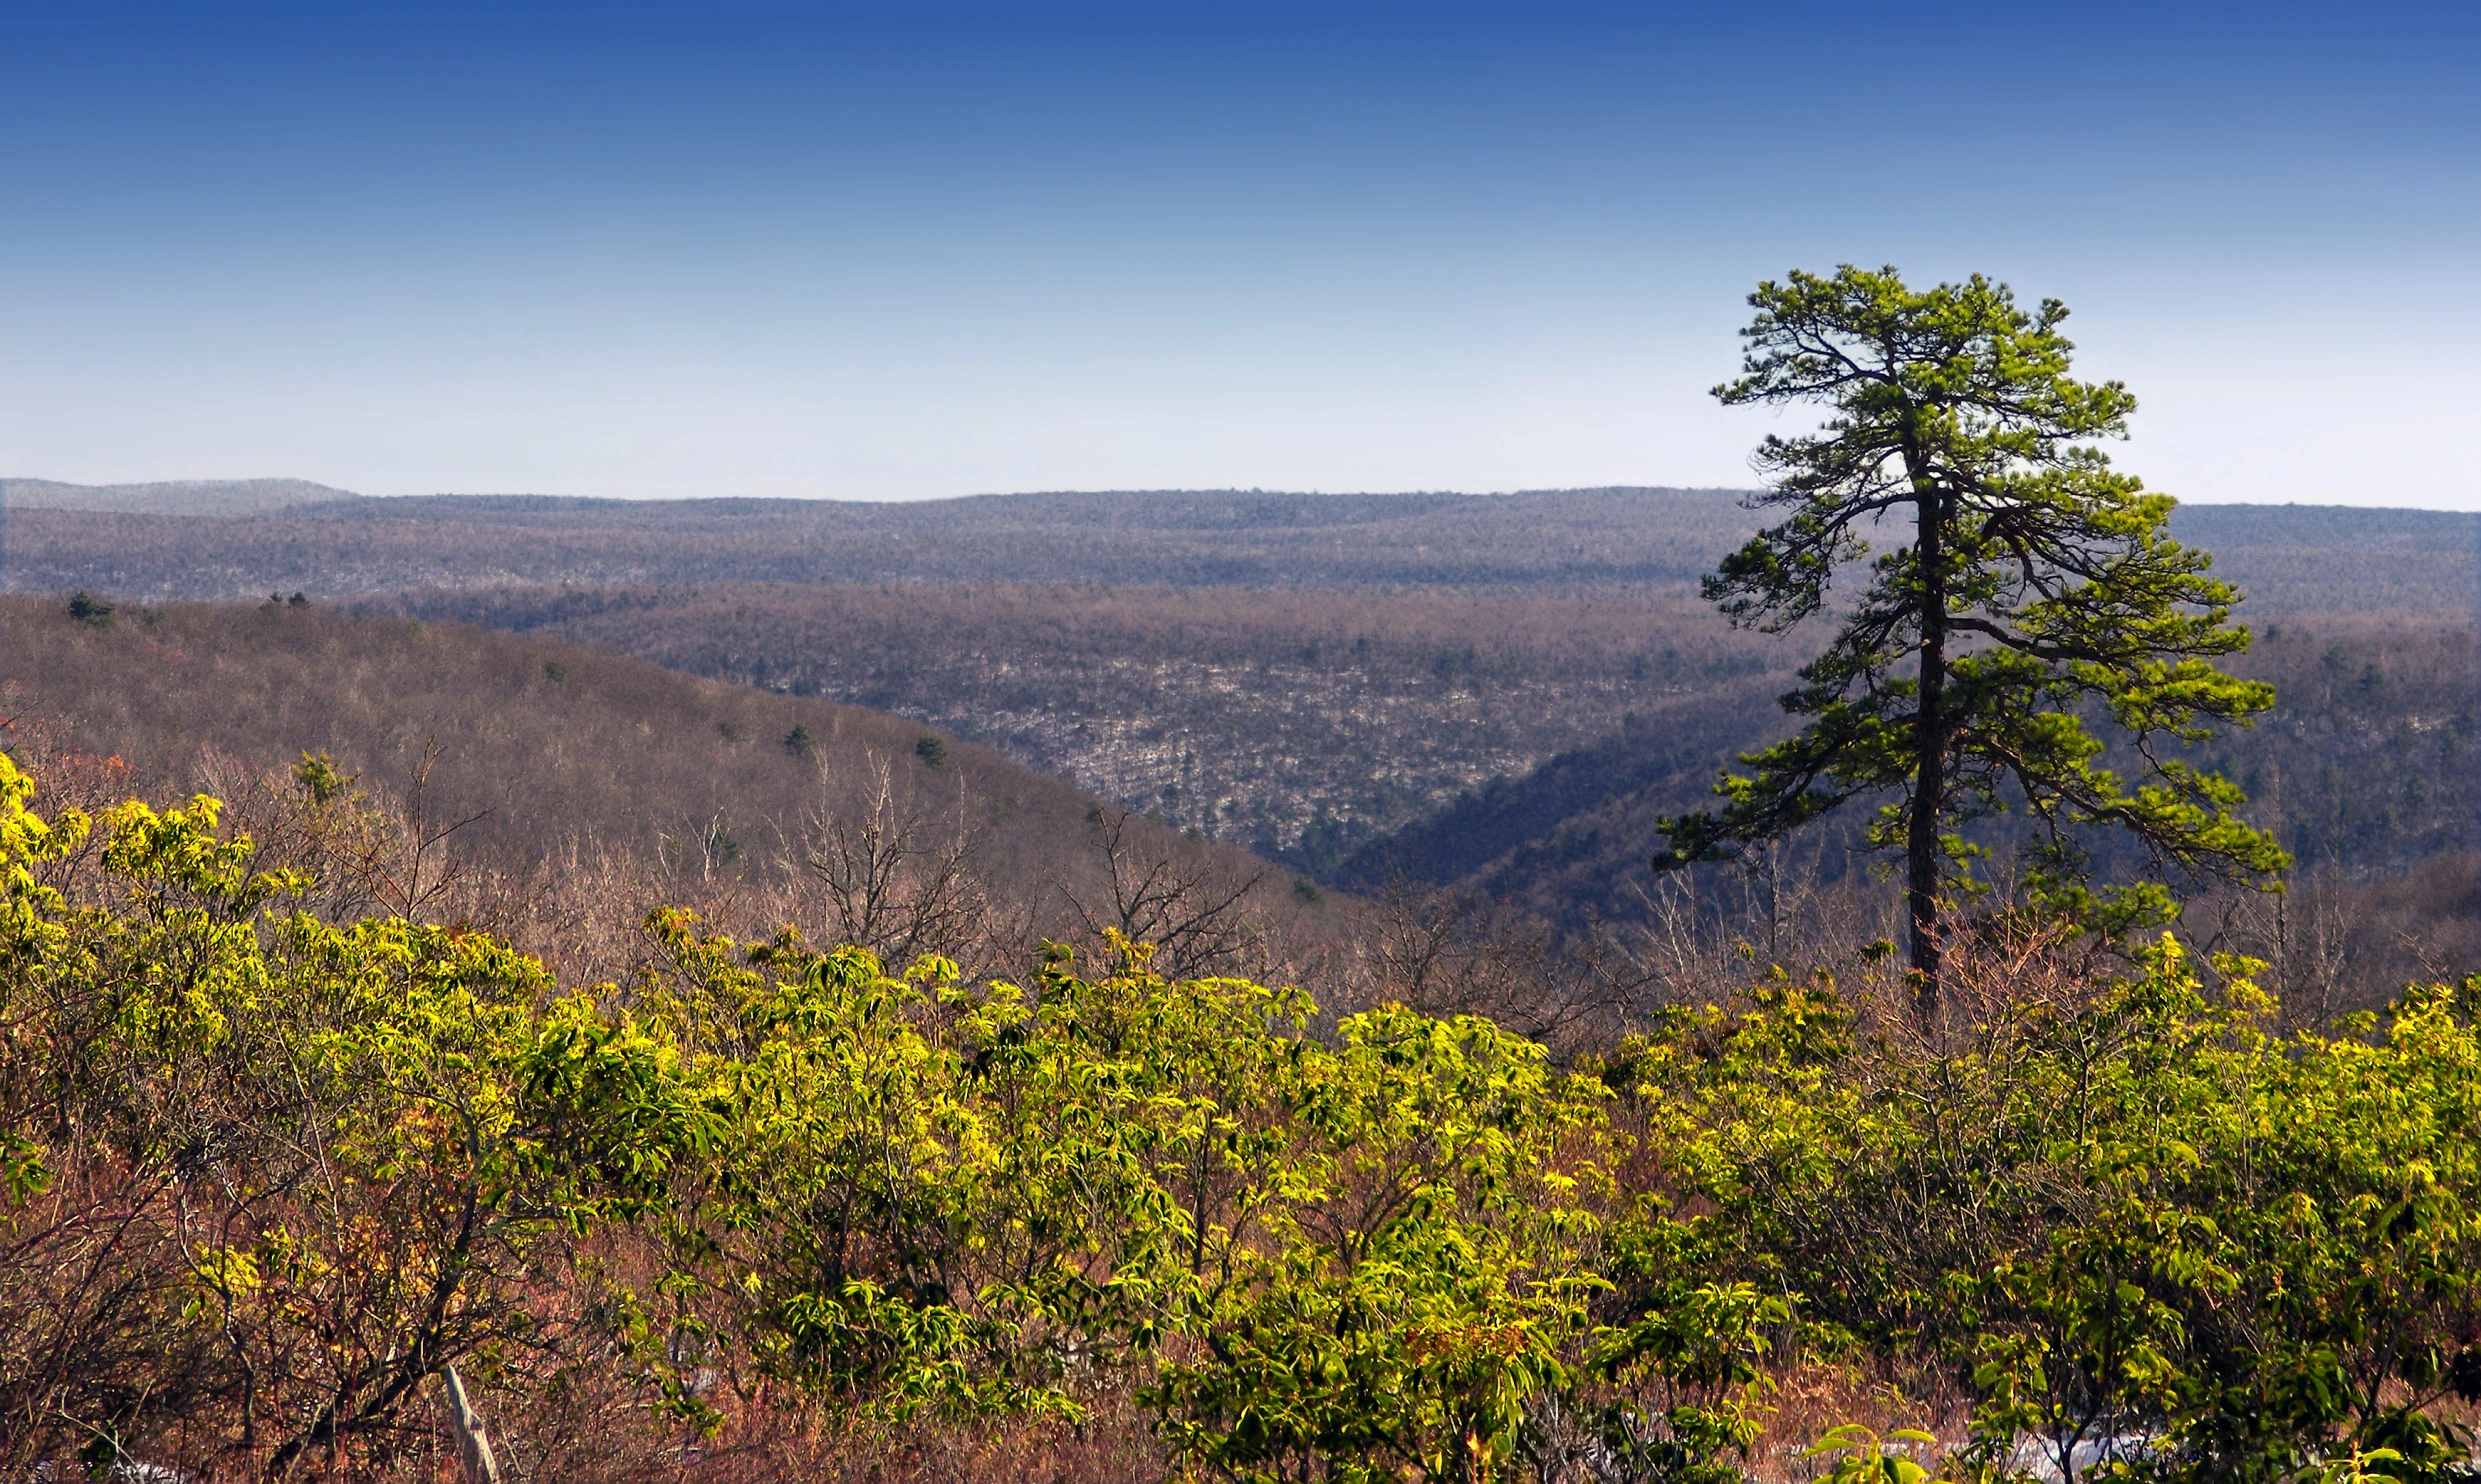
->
0 596 1318 982
365 580 1793 870
1384 616 2478 934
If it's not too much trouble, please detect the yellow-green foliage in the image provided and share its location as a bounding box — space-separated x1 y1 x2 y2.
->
0 754 691 1476
0 762 1632 1481
634 918 1616 1481
7 754 2481 1484
1632 943 2481 1484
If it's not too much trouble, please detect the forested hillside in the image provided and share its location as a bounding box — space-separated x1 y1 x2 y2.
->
368 580 1793 868
2172 503 2478 612
5 487 2479 1480
1352 616 2477 901
359 585 2475 963
0 596 1328 990
7 490 2473 1010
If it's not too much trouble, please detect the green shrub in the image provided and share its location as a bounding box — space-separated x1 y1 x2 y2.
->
5 754 2481 1479
291 749 351 805
1630 943 2481 1483
0 755 692 1472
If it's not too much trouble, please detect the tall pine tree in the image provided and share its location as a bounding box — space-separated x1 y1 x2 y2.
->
1658 266 2287 1011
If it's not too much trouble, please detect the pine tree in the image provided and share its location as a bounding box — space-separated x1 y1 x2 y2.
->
1658 266 2287 1010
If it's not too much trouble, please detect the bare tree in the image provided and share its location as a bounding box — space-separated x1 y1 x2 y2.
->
802 752 991 969
1066 809 1266 981
341 737 491 919
1349 882 1663 1049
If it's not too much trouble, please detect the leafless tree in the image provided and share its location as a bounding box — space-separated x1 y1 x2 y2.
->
1066 809 1266 981
1349 882 1662 1049
801 752 992 970
341 737 491 918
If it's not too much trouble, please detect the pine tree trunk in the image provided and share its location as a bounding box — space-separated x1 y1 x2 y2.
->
1908 473 1946 1025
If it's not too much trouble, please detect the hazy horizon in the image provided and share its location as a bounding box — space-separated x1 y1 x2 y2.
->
13 475 2481 518
5 2 2475 508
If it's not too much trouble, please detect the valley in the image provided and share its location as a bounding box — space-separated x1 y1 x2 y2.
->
6 479 2476 1010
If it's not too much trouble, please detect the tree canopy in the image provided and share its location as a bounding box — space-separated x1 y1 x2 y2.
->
1658 266 2288 1004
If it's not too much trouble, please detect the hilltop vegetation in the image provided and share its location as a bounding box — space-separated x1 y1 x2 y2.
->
8 750 2481 1482
9 243 2476 1480
0 475 359 516
5 474 2480 1478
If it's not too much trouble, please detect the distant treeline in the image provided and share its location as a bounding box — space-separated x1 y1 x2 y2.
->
6 489 2470 610
0 475 358 516
3 488 1755 596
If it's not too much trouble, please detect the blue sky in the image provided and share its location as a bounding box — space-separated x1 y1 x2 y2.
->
2 2 2474 505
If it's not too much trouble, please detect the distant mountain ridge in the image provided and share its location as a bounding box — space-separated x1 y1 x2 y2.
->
8 487 2465 610
1 486 1760 596
1 477 359 516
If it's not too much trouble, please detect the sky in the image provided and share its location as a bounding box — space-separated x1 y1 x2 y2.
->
2 2 2475 506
